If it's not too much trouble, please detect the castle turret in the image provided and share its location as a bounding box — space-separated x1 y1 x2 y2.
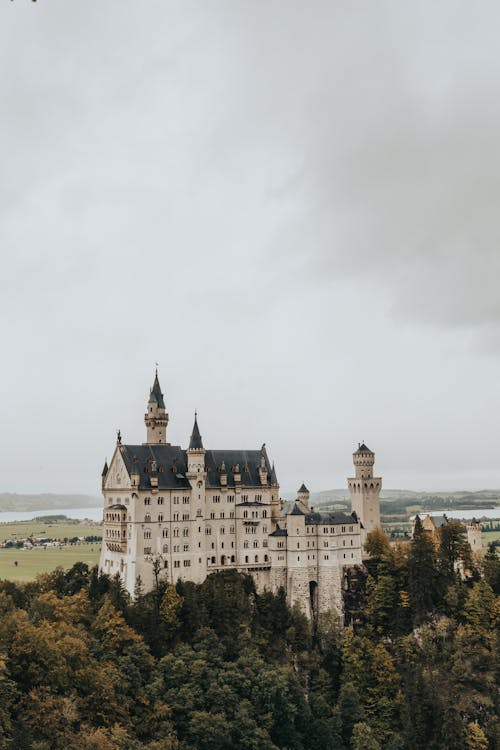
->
467 518 483 556
347 443 381 545
144 370 169 444
297 483 310 513
187 412 205 477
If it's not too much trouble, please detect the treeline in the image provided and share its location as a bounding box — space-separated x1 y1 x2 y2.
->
380 495 497 517
0 523 496 749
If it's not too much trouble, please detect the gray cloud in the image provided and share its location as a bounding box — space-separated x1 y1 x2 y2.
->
1 1 500 494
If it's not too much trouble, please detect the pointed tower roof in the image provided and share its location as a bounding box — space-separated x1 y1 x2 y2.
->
298 483 309 494
148 370 165 409
189 413 204 450
101 460 108 477
270 462 278 485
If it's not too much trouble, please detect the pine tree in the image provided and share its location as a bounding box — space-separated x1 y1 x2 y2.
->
408 516 440 623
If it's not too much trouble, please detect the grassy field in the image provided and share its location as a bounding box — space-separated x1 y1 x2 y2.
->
0 520 101 544
482 530 500 545
0 544 101 582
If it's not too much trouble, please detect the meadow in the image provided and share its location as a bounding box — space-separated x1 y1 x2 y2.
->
0 544 101 582
0 518 102 581
0 519 100 544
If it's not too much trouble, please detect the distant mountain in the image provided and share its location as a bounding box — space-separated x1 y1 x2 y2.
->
0 494 101 512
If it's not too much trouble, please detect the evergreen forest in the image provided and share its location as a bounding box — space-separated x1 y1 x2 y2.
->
0 522 498 750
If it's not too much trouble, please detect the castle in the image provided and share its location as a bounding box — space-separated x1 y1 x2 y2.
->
99 373 382 619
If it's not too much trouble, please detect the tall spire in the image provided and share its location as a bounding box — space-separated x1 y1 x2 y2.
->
144 369 169 444
189 412 204 450
148 369 165 409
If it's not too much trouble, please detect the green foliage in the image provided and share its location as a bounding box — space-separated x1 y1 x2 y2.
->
0 562 495 749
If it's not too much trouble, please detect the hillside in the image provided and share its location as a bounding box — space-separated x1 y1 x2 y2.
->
283 488 500 509
0 493 101 512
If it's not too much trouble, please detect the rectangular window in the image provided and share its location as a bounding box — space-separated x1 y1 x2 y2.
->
174 560 180 568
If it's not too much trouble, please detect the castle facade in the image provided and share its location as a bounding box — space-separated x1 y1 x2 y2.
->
99 373 381 619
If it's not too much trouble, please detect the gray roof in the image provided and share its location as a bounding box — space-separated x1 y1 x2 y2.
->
205 449 272 489
120 444 191 489
189 415 204 450
148 372 165 409
298 483 309 493
101 461 108 477
269 526 288 537
118 445 273 490
428 514 448 528
289 503 305 516
354 443 373 454
305 511 358 526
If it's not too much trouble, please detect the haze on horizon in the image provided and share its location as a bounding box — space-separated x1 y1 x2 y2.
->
1 1 500 497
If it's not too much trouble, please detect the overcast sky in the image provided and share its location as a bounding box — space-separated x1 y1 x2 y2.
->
2 1 500 496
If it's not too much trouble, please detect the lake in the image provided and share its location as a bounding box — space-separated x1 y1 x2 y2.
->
0 507 103 524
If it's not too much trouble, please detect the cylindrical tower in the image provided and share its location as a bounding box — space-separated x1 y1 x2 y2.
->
347 443 382 546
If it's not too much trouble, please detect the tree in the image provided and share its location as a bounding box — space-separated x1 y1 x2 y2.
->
439 521 471 580
351 722 381 750
159 586 183 641
483 544 500 595
408 516 440 622
465 722 488 750
338 682 365 747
